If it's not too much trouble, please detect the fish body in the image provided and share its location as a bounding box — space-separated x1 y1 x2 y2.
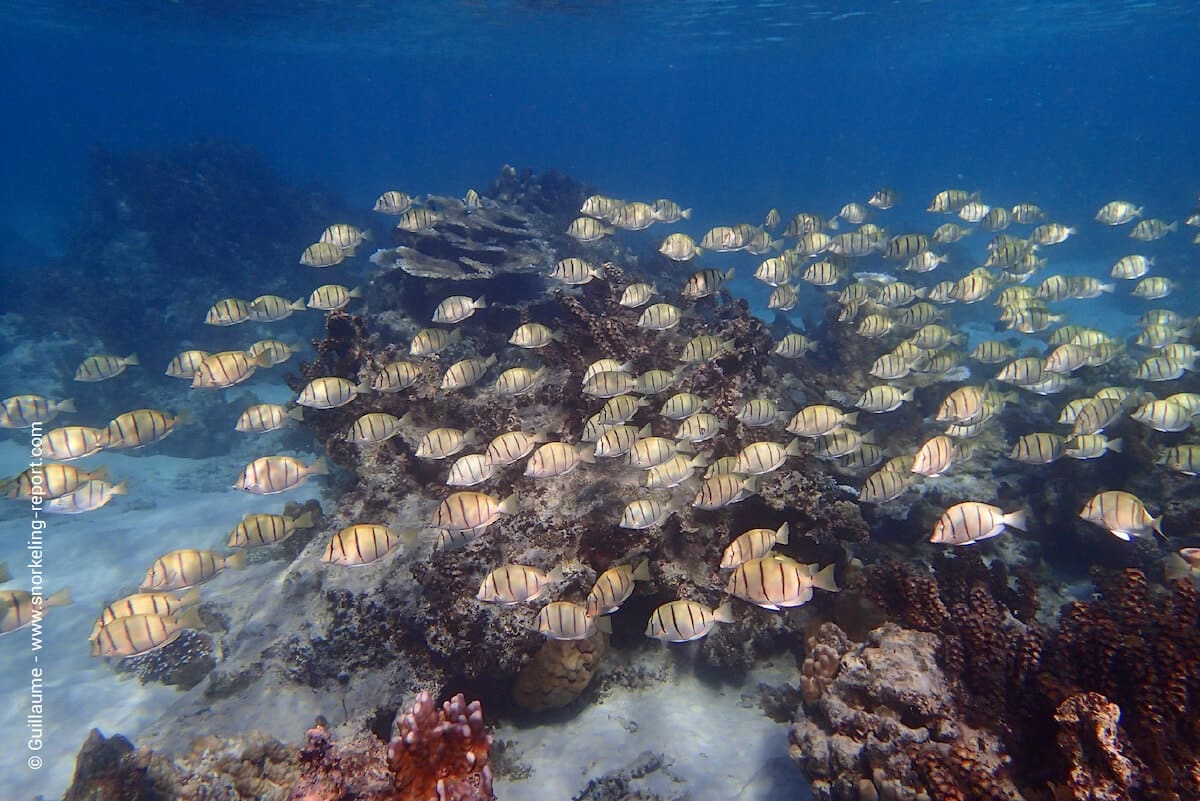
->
645 600 734 642
141 549 245 591
931 502 1027 545
234 455 328 494
1079 490 1163 541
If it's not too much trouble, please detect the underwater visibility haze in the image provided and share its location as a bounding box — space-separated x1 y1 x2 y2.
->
2 2 1200 800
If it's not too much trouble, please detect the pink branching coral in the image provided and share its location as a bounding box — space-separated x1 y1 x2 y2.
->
388 692 494 801
290 692 493 801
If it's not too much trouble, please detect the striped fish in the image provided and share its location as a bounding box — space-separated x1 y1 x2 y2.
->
374 190 413 215
681 267 734 300
634 368 680 395
102 409 185 449
416 428 475 459
733 440 803 476
236 404 304 433
89 589 201 640
432 295 487 324
645 454 707 488
595 424 651 458
248 340 300 367
774 333 816 358
307 284 362 311
296 377 370 409
477 564 563 605
0 588 72 635
786 406 856 438
234 455 328 494
396 208 441 232
43 479 128 514
585 561 652 618
645 600 735 642
619 498 672 529
140 549 246 591
525 442 594 478
446 453 496 487
598 395 649 424
691 474 758 510
204 298 252 325
410 327 462 357
680 335 734 364
720 523 790 569
660 392 709 420
3 463 108 500
659 232 702 261
1064 435 1122 460
493 366 546 396
165 350 211 379
628 437 690 470
509 322 561 349
536 601 610 640
228 511 315 548
38 426 105 461
346 413 405 444
441 355 498 390
191 350 270 389
431 492 519 532
736 398 784 427
638 302 682 331
322 524 415 566
0 395 76 428
1131 399 1192 432
1157 445 1200 476
91 608 204 658
566 217 614 241
1009 433 1066 465
859 469 911 504
931 502 1027 545
299 241 346 267
248 294 306 321
726 557 839 610
911 435 959 478
583 370 638 398
551 257 605 285
674 413 724 444
75 353 139 382
373 360 423 392
1079 491 1164 541
486 431 546 465
320 223 369 252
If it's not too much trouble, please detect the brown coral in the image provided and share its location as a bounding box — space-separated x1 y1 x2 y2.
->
513 631 609 710
1053 692 1139 801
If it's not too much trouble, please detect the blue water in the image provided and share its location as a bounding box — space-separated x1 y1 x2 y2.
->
2 2 1200 798
4 1 1198 259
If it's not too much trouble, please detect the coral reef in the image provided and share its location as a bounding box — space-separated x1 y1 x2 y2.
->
512 632 609 710
1053 692 1141 801
789 621 1022 801
63 692 493 801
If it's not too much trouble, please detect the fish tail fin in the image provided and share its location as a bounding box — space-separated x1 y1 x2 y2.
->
681 208 692 220
174 607 204 631
55 399 77 414
595 616 613 634
499 493 520 515
289 297 307 311
631 558 651 582
812 563 840 593
292 511 315 529
1107 438 1123 453
545 565 566 585
1003 509 1028 531
87 465 111 482
785 439 804 457
46 587 73 607
110 480 129 496
776 522 790 545
178 588 203 607
713 601 736 624
844 411 859 426
224 551 247 570
0 561 9 583
576 443 596 464
398 528 420 549
474 295 488 309
288 406 305 421
1152 516 1167 540
123 353 140 366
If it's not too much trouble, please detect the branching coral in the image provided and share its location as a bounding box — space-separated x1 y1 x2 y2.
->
292 692 494 801
388 692 494 801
